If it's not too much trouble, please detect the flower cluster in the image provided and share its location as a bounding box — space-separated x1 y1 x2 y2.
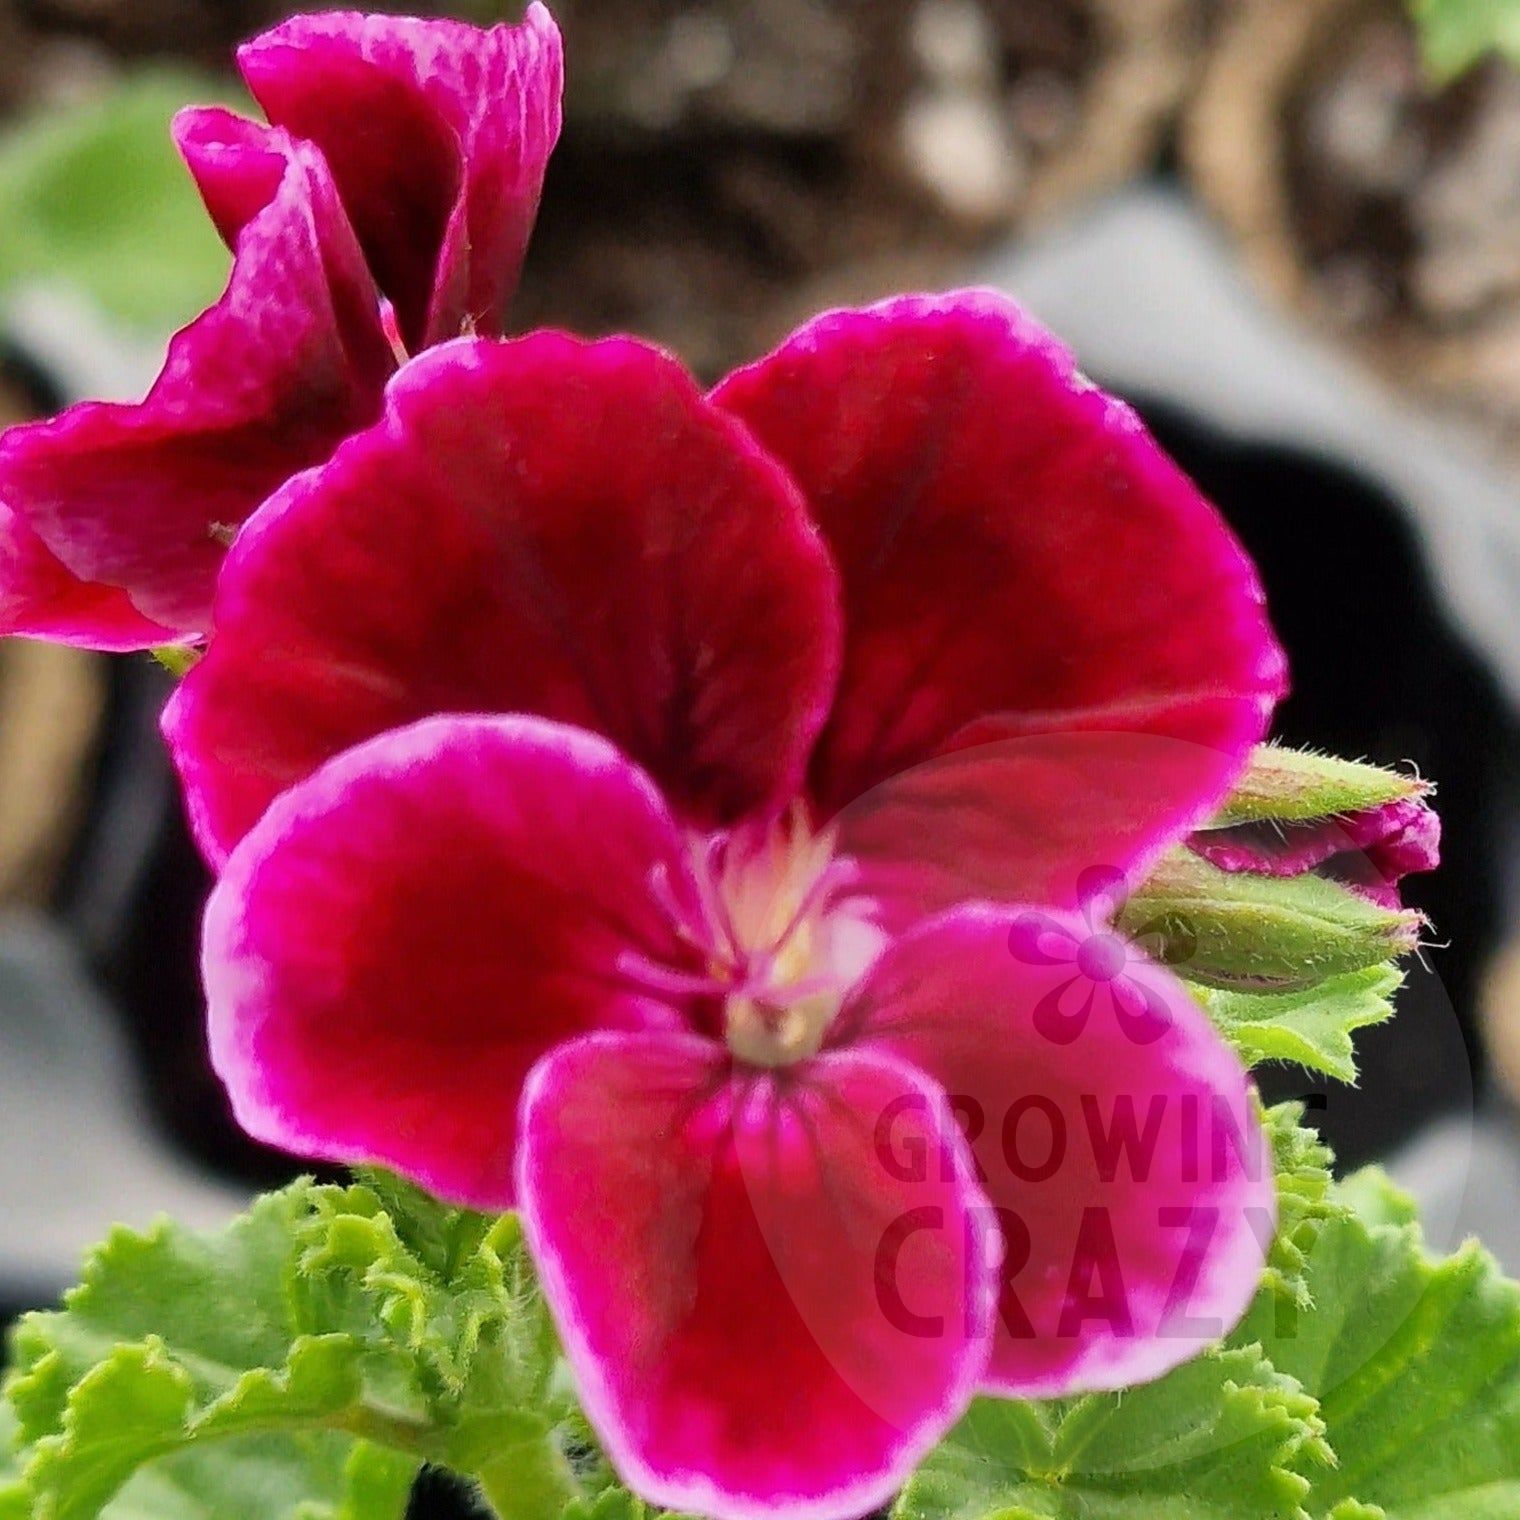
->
0 10 1332 1519
0 6 562 647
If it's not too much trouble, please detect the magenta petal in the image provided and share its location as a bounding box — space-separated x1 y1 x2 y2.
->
519 1032 997 1519
0 502 175 650
166 333 840 865
203 715 708 1208
238 4 563 350
0 109 391 643
833 710 1277 926
838 907 1274 1395
174 108 389 376
712 291 1286 822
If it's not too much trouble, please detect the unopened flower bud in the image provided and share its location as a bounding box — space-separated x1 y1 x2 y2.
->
1186 745 1439 909
1122 749 1435 991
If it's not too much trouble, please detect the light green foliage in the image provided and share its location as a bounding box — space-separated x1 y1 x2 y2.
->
0 73 232 335
1259 1105 1343 1312
893 1346 1324 1519
1408 0 1520 81
1240 1169 1520 1518
1 1172 585 1519
1195 966 1401 1084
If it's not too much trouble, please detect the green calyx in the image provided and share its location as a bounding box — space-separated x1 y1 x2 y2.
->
1121 746 1429 998
1122 848 1422 993
1206 746 1428 828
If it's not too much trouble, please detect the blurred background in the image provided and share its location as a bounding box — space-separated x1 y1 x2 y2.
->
0 0 1519 1511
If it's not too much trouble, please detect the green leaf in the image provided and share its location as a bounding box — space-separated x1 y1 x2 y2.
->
3 1174 582 1519
1194 966 1402 1084
1211 748 1426 828
1259 1104 1346 1312
1236 1170 1520 1517
894 1345 1323 1520
295 1174 574 1472
0 72 233 335
0 1398 27 1520
1332 1168 1419 1230
1407 0 1520 81
559 1489 699 1520
1121 850 1421 992
5 1185 421 1520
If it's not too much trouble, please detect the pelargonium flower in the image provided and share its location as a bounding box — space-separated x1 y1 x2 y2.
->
188 293 1286 1517
238 8 563 353
0 6 561 648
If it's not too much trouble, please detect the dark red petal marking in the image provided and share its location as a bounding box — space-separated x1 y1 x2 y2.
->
167 333 840 865
713 291 1286 840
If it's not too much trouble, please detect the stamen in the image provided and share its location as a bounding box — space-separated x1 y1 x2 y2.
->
765 854 857 962
646 862 704 949
643 810 881 1069
615 950 727 1001
690 834 744 962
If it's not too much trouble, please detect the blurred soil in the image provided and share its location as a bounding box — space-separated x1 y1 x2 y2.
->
0 0 1196 375
1190 0 1520 452
6 0 1520 396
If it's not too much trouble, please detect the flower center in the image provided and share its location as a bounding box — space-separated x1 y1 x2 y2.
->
692 807 883 1069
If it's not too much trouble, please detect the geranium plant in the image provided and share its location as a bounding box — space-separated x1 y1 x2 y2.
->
0 9 1515 1520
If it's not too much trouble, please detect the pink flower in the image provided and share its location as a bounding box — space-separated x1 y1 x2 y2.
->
190 294 1285 1517
1188 793 1440 908
0 7 561 648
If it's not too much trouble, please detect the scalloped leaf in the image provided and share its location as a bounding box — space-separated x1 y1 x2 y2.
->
1259 1104 1345 1312
1194 966 1402 1084
893 1343 1323 1520
2 1175 577 1519
1237 1171 1520 1518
